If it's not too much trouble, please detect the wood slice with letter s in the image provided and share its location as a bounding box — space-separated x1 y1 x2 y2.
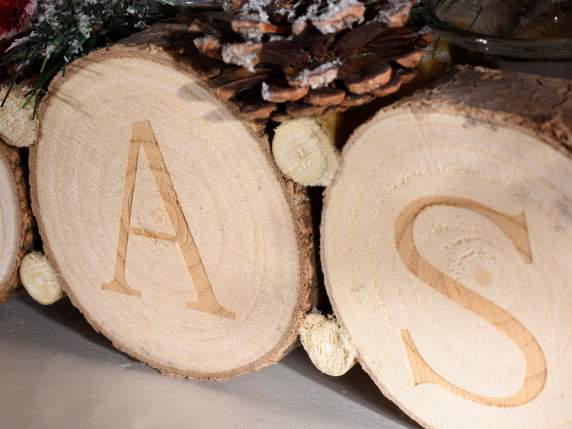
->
0 142 33 303
321 68 572 428
30 24 316 379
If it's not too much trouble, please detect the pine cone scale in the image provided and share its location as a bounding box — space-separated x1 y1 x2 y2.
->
304 87 346 106
190 0 431 122
261 40 311 68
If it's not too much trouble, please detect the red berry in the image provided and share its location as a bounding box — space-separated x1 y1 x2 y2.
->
0 0 36 42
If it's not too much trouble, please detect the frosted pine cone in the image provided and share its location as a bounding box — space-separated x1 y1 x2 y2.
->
189 0 433 121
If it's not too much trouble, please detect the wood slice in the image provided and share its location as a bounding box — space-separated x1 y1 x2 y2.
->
30 24 316 380
0 142 33 302
0 82 39 148
322 68 572 429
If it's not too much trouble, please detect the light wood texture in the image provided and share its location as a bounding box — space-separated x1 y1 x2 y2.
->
272 115 341 187
30 24 316 380
299 312 357 377
0 82 39 148
101 121 234 319
322 68 572 429
0 142 33 303
20 251 65 305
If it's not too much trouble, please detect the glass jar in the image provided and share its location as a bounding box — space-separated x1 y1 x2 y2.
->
427 0 572 78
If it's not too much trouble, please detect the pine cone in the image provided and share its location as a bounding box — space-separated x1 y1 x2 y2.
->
189 0 433 122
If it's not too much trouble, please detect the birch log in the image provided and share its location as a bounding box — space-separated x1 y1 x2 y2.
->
322 68 572 429
30 24 316 380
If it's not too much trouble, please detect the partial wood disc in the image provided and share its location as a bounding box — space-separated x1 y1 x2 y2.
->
0 82 39 148
0 143 32 302
322 69 572 428
31 25 315 379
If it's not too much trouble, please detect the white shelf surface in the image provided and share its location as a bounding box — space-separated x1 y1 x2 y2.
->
0 291 419 429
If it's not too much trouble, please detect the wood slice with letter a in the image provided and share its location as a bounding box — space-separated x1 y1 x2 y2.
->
0 142 33 303
30 24 315 379
321 68 572 429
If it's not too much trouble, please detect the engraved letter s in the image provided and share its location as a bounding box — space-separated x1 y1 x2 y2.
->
395 196 546 407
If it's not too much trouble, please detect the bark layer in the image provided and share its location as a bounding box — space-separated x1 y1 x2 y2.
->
0 142 34 303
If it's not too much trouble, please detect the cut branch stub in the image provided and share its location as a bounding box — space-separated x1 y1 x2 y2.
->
322 68 572 429
272 115 340 187
20 251 65 305
299 312 357 377
31 24 316 380
0 142 33 303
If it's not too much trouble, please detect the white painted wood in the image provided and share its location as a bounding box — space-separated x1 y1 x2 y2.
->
0 292 417 429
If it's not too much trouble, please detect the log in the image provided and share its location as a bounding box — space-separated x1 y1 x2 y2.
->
272 113 341 187
30 24 316 380
321 68 572 429
0 142 33 302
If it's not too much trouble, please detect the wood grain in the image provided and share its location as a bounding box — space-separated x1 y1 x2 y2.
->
0 142 33 302
322 68 572 428
30 24 316 380
396 196 545 408
101 121 234 319
272 116 340 187
20 251 65 305
0 82 39 148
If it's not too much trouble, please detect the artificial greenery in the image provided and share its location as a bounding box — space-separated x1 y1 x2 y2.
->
1 0 175 111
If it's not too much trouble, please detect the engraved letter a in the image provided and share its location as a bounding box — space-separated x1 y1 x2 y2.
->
102 121 234 319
